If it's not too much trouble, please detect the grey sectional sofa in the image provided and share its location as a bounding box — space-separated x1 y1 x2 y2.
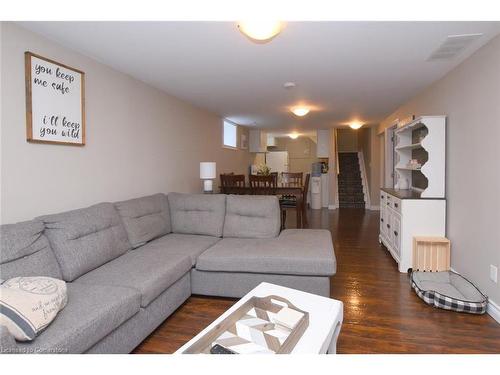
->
0 193 336 354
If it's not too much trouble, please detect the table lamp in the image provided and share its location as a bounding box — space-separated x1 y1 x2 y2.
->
200 162 216 193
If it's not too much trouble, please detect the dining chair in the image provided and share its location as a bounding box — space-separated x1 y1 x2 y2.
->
220 174 245 194
270 172 278 185
302 173 311 225
281 172 303 186
280 172 303 205
249 175 276 195
280 173 309 229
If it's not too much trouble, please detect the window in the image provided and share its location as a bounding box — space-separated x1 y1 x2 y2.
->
223 120 237 148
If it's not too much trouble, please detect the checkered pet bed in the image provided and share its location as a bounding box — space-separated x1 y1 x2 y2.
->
411 271 488 314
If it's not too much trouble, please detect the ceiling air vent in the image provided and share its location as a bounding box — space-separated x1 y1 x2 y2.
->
427 33 483 61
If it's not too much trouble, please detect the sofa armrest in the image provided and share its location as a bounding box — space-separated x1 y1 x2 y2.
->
0 325 19 354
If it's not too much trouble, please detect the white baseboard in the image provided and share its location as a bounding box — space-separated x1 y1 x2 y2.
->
328 204 338 210
450 268 500 325
487 299 500 324
368 205 380 211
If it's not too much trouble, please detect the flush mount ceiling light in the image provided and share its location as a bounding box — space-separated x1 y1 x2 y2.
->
283 81 296 89
349 121 363 130
289 132 300 139
291 107 310 117
238 20 283 43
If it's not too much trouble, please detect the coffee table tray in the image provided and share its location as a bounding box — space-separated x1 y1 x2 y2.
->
181 295 309 354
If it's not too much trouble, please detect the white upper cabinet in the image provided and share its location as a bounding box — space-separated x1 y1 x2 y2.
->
267 134 276 147
316 129 330 158
395 116 446 198
249 130 268 153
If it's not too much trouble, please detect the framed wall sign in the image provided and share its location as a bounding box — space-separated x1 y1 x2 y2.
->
25 52 85 146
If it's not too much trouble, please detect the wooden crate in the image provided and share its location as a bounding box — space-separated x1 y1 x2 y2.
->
412 236 450 272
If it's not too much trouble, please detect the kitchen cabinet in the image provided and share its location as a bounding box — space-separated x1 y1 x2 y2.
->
249 130 267 153
316 129 330 158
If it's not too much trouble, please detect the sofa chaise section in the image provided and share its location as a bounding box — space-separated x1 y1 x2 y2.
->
196 229 336 276
192 230 335 298
192 196 336 298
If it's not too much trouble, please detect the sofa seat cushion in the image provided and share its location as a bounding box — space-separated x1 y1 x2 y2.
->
38 203 131 282
114 193 171 248
16 283 140 354
168 193 226 237
145 234 221 266
196 229 336 276
0 220 62 280
75 247 192 307
223 195 281 238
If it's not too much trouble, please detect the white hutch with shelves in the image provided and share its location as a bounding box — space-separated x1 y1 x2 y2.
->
379 116 447 272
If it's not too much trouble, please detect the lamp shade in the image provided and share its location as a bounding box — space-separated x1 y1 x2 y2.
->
200 162 216 179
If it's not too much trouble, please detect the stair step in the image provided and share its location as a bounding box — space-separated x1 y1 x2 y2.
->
339 192 364 197
338 152 365 208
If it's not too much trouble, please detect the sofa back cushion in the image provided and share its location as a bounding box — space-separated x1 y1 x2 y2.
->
0 220 62 280
38 203 131 281
115 193 171 248
168 193 226 237
223 195 281 238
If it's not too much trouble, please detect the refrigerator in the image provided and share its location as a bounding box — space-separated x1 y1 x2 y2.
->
265 151 289 175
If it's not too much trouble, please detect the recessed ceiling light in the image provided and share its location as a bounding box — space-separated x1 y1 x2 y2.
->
289 132 300 139
291 107 310 117
238 20 282 43
349 121 363 130
283 82 296 89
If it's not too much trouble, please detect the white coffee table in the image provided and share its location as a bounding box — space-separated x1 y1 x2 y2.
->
176 282 343 354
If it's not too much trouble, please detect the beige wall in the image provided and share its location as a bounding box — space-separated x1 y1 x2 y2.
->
274 137 318 175
379 35 500 306
337 128 358 152
250 136 318 176
0 23 250 223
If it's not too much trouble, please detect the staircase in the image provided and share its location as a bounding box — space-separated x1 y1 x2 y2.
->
338 152 365 208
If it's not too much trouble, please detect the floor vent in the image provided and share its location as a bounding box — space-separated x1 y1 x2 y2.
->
427 33 483 61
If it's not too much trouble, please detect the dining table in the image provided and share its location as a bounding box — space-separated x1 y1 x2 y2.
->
219 182 305 228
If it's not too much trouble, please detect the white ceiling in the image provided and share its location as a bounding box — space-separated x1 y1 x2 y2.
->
19 21 500 129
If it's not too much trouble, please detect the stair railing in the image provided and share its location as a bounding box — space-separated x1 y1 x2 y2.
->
357 151 371 209
334 129 340 208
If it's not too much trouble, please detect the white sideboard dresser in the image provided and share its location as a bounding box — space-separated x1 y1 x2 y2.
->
380 116 446 272
379 188 446 273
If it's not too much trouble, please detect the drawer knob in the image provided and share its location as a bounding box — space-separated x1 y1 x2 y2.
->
387 202 390 205
394 231 398 236
380 218 384 222
394 203 399 208
387 224 390 228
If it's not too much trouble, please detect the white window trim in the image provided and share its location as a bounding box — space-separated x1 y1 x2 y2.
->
222 119 238 150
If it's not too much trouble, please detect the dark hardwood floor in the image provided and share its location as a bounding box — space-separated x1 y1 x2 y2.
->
134 208 500 354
